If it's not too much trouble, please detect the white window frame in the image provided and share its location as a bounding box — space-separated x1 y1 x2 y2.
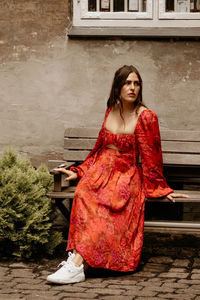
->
73 0 200 27
81 0 153 19
159 0 200 19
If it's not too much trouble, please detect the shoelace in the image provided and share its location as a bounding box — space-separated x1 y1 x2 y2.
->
57 261 68 268
57 252 74 268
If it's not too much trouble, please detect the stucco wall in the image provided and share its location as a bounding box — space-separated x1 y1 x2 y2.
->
0 1 200 167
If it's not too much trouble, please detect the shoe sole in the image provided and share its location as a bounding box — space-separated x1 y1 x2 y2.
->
47 274 85 284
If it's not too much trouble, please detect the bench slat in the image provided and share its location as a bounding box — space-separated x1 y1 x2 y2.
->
63 150 200 165
144 226 200 234
63 150 90 161
64 138 95 150
64 138 200 154
48 190 200 202
160 130 200 142
144 221 200 229
162 141 200 154
163 153 200 165
65 128 200 142
65 128 100 138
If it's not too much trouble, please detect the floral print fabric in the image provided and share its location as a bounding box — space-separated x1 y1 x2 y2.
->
67 108 173 272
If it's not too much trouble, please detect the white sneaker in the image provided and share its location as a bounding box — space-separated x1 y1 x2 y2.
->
47 252 85 284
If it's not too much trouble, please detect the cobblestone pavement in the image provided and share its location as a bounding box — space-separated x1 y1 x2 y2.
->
1 235 200 300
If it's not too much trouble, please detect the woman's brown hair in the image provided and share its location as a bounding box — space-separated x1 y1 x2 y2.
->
107 65 145 115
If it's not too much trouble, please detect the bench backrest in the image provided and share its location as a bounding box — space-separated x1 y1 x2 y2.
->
64 128 200 166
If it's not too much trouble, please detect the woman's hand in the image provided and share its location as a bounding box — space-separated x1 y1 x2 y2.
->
166 192 189 203
53 168 78 181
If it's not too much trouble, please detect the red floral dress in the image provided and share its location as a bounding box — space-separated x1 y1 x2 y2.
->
67 108 173 272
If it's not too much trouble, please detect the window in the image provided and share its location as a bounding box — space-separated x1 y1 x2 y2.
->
74 0 153 26
160 0 200 19
72 0 200 29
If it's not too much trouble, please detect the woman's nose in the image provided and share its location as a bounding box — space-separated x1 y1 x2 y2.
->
130 82 135 89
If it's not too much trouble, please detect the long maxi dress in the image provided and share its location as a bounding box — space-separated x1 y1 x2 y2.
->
67 108 174 272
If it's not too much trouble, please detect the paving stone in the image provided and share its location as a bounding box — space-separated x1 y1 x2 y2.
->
107 284 142 292
172 259 190 267
89 288 125 295
162 282 189 289
168 268 187 273
0 288 22 294
10 269 34 278
115 279 137 285
136 298 158 300
192 274 200 280
136 281 162 287
23 291 59 298
0 296 25 300
100 296 132 300
129 276 147 281
148 257 173 264
179 248 196 257
0 267 8 276
175 289 199 295
147 278 176 283
145 286 175 293
74 281 108 288
142 263 167 273
193 259 200 268
192 269 200 274
48 286 86 292
13 278 43 284
132 272 156 278
59 298 82 300
16 283 49 290
24 295 60 300
147 278 163 282
189 285 200 291
9 263 33 269
178 279 200 285
159 272 188 279
124 288 157 297
157 293 194 299
0 282 18 289
56 292 99 299
2 275 15 281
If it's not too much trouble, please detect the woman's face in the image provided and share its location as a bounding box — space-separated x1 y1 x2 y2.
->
120 72 140 105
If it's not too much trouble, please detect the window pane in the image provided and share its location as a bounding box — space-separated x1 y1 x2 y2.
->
88 0 148 12
100 0 110 11
166 0 174 11
165 0 200 12
88 0 96 11
114 0 124 11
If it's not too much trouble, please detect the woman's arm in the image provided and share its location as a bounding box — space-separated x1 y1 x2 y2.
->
135 110 175 201
54 108 110 180
135 110 188 202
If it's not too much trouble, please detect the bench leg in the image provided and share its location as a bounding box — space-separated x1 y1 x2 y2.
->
55 198 71 221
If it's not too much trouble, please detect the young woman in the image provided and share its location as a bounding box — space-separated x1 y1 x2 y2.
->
47 65 188 284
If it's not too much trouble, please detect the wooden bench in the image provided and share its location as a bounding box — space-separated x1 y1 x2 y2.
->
48 128 200 235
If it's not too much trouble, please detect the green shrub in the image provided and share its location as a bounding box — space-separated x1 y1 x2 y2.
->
0 148 62 259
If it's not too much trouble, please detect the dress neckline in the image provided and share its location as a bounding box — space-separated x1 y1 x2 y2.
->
104 108 150 136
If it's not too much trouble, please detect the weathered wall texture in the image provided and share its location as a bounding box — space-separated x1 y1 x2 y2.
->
0 1 200 167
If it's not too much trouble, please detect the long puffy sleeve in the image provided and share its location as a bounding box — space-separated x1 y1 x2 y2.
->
135 110 174 198
70 108 110 179
70 130 103 179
